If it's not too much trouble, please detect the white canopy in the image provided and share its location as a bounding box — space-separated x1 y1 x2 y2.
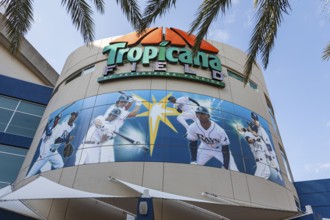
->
109 176 213 203
0 177 122 219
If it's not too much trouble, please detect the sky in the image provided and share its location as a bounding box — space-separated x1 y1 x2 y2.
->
24 0 330 182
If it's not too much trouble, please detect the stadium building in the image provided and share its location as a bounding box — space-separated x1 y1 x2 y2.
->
0 26 329 220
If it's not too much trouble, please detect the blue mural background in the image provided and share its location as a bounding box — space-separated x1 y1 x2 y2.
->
27 89 284 186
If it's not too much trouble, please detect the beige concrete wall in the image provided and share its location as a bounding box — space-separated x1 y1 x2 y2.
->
16 35 299 219
0 43 45 84
0 13 59 86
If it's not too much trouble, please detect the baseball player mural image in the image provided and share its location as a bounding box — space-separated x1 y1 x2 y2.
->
235 111 283 182
103 94 142 129
25 90 284 186
75 108 120 165
187 106 238 170
100 94 143 162
167 95 200 137
249 112 282 178
237 125 271 179
26 111 78 178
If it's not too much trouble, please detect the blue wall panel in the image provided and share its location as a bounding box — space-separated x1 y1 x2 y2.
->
0 74 53 105
0 74 53 149
0 132 32 149
294 179 330 220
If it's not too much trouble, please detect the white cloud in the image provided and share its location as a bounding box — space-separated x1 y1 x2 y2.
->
304 162 330 173
209 29 230 43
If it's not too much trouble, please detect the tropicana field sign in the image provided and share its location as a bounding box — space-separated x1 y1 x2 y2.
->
99 27 225 88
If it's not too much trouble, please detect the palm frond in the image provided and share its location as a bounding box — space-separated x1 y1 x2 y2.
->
61 0 95 44
2 0 34 53
92 0 105 13
244 0 290 85
322 43 330 60
116 0 142 30
139 0 176 33
189 0 231 55
0 0 10 6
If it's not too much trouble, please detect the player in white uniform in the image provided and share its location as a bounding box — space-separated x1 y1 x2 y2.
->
101 94 142 162
187 106 238 170
26 112 78 178
238 127 271 179
75 108 120 165
250 112 282 180
104 94 141 129
168 96 200 136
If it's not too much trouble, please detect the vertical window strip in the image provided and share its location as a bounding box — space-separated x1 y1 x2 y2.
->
4 100 21 133
279 145 293 182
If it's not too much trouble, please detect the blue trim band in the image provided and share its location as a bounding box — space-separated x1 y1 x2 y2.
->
0 74 53 105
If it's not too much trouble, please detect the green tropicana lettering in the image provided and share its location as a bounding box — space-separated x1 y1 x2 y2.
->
102 41 222 72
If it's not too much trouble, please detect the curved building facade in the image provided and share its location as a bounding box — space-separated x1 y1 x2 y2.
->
15 27 299 220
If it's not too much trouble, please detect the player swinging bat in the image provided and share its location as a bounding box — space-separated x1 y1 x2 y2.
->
113 131 149 152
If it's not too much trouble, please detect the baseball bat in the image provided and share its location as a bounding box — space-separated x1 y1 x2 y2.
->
113 131 148 151
118 91 132 98
113 131 136 144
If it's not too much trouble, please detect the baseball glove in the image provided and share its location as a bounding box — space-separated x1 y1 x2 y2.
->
63 143 74 158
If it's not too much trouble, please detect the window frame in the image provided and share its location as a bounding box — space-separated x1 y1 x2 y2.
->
227 69 258 91
0 95 45 138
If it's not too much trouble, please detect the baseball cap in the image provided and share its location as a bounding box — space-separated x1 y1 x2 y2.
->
251 112 258 120
195 106 210 115
71 111 79 117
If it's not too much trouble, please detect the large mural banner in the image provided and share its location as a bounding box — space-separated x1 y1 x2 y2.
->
26 90 284 185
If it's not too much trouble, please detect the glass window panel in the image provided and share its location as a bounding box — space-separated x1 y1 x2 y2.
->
0 182 9 188
17 101 45 116
66 72 82 84
0 95 19 109
0 152 26 183
280 147 293 182
82 65 95 76
0 108 14 132
0 144 27 156
6 112 42 138
249 80 258 90
228 70 244 83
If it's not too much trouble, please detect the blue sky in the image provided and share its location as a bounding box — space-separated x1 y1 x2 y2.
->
25 0 330 182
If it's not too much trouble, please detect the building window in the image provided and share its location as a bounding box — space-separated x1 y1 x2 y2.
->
0 144 27 188
227 69 258 91
294 196 301 211
264 94 280 136
65 72 82 84
249 80 258 90
0 95 45 138
65 65 95 84
81 65 95 76
279 144 293 182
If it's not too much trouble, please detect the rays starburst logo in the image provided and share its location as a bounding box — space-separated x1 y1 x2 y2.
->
133 93 179 156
